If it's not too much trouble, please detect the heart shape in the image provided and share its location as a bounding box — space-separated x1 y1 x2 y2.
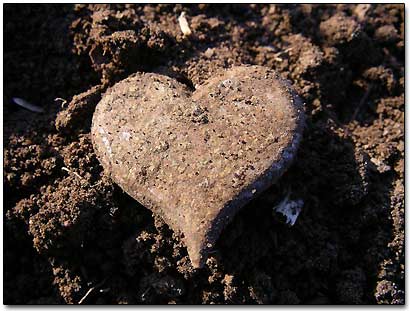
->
91 65 304 268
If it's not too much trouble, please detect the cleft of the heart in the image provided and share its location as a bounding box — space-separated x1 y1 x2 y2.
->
91 65 304 268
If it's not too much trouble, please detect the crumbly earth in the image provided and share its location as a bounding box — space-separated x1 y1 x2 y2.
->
4 4 404 305
91 66 304 268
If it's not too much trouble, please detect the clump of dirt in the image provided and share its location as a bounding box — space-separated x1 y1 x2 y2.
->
4 4 404 305
55 85 105 135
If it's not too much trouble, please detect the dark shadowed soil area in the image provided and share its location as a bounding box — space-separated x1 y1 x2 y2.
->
4 4 404 304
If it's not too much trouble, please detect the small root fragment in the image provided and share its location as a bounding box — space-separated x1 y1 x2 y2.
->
55 97 68 108
62 167 103 188
62 167 85 182
351 84 372 122
77 279 106 304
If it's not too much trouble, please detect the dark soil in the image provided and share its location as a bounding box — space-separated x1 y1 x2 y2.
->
4 4 404 305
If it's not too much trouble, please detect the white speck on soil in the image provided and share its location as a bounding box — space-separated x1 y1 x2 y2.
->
274 194 303 226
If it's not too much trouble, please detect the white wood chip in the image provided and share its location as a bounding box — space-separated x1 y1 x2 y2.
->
274 194 303 226
12 97 44 113
178 12 192 36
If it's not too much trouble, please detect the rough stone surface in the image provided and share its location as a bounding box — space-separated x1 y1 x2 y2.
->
91 65 304 268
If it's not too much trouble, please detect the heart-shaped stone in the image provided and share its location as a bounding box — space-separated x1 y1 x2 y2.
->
91 65 304 268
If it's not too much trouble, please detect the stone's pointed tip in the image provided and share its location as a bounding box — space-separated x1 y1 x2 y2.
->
189 255 203 269
184 232 207 269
